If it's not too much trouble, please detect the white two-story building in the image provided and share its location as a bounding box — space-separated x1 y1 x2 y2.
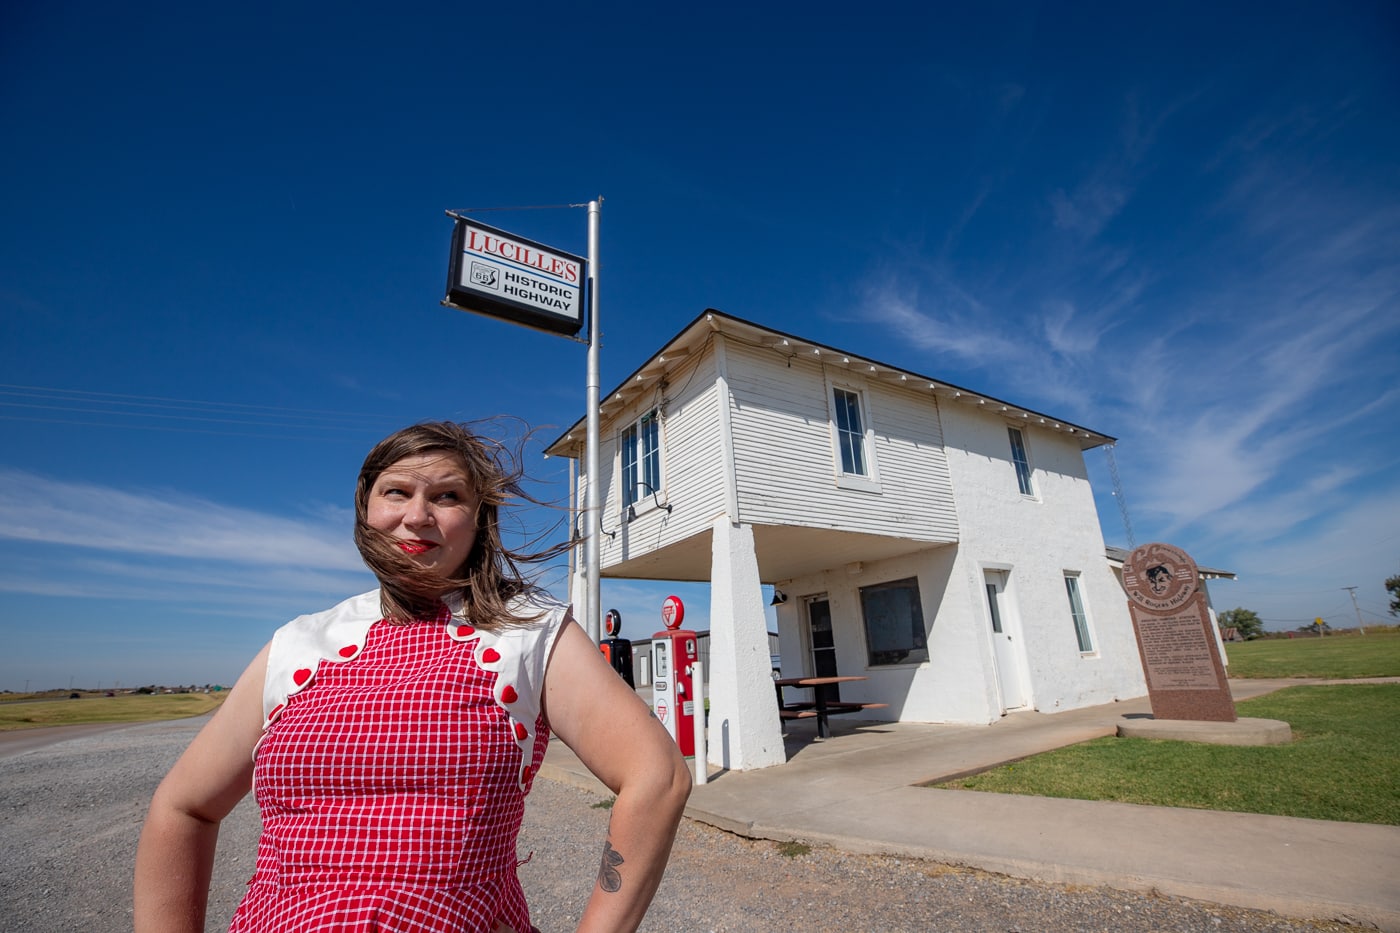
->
546 310 1147 771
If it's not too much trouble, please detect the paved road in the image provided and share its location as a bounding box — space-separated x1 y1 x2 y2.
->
0 715 1350 932
0 721 148 758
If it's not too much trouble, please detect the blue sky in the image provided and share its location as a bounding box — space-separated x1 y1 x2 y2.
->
2 2 1397 691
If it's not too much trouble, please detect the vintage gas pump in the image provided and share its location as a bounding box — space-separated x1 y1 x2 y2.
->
650 595 696 757
599 608 635 688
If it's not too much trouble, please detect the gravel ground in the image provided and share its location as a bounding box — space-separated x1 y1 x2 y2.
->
0 717 1351 933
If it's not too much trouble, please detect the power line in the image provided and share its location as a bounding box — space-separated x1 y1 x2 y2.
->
446 203 591 215
0 402 377 430
0 384 391 420
0 413 389 440
0 383 406 439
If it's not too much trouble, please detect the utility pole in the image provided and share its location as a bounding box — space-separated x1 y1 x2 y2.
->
1343 586 1366 635
583 198 602 644
1105 445 1136 549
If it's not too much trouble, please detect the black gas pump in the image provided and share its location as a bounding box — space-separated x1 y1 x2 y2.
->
599 608 635 688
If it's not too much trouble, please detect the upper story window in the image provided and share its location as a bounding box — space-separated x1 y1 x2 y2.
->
1064 572 1095 653
621 409 661 509
1008 427 1034 496
833 387 868 476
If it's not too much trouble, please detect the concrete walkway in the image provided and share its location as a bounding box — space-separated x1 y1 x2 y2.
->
540 678 1400 931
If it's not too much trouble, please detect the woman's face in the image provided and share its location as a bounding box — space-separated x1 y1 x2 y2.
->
366 451 480 576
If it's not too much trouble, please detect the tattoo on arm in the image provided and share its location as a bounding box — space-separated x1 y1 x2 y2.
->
598 840 624 893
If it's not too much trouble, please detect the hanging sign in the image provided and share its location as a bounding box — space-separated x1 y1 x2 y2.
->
443 214 585 337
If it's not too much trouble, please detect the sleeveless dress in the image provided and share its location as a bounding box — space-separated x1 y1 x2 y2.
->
228 589 566 933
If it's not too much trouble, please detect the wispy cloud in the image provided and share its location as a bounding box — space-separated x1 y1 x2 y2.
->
0 554 370 606
0 469 362 572
856 275 1023 365
849 84 1399 633
1049 182 1130 239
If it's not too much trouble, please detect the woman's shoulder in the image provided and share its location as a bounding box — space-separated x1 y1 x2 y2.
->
261 590 382 724
495 590 572 642
504 588 570 620
279 589 384 635
483 590 571 678
484 589 569 648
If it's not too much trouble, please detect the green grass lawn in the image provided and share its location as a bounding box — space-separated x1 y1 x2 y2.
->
0 693 225 731
1224 628 1400 678
936 684 1400 825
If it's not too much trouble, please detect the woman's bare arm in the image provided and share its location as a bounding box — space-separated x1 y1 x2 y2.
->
542 620 692 933
133 642 268 933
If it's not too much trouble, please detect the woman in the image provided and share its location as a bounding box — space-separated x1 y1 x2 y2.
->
135 422 691 932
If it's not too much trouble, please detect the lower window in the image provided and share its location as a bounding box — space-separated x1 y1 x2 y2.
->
860 577 928 666
1064 573 1094 653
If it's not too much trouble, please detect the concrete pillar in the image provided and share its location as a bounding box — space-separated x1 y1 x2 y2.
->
707 516 786 770
570 564 588 632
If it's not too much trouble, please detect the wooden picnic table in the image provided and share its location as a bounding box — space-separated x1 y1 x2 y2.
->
773 675 885 738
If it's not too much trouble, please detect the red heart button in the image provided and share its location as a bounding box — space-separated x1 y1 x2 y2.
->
293 668 312 686
338 645 357 658
481 647 501 663
501 685 519 704
456 624 475 638
514 722 528 740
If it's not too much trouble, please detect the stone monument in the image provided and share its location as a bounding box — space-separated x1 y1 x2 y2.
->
1122 542 1236 722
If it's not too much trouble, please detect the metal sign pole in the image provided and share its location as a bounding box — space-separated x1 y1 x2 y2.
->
584 199 602 644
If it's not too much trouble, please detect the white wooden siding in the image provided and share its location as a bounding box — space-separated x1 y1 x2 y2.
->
597 354 728 567
723 342 958 542
575 317 1144 725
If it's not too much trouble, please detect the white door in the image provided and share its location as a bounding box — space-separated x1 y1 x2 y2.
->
984 571 1030 711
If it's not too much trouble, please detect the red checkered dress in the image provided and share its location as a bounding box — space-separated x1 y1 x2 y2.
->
229 590 564 933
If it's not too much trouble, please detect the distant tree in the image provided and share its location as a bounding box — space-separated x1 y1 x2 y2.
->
1387 574 1400 617
1217 607 1263 640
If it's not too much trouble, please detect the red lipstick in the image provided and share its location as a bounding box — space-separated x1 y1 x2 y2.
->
397 540 437 555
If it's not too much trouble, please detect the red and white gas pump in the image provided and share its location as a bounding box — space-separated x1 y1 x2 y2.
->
651 595 696 757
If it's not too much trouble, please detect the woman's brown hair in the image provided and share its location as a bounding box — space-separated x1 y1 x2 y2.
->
353 421 571 626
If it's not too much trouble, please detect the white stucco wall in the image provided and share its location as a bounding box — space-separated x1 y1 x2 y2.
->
773 399 1146 724
936 401 1146 716
775 544 1002 724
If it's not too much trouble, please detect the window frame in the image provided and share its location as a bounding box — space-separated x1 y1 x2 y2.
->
825 379 881 493
1064 572 1096 654
985 581 1004 634
1007 426 1035 497
858 576 929 668
833 387 867 476
620 408 662 515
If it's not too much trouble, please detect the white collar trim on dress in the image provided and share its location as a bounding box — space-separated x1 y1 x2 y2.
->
259 588 563 790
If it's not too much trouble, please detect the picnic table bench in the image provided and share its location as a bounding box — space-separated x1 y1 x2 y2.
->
774 675 888 738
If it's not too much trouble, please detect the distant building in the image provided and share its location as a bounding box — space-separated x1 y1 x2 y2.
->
547 310 1148 770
